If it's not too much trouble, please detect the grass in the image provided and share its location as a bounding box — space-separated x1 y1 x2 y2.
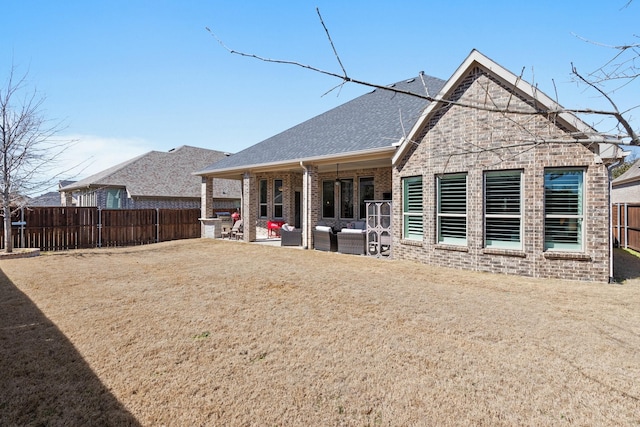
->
1 239 639 426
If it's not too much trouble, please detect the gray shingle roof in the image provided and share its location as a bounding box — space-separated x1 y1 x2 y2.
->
197 74 445 173
60 145 234 198
27 191 61 206
613 158 640 186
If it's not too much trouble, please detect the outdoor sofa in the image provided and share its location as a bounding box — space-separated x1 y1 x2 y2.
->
337 221 367 255
313 226 338 252
280 227 302 246
337 230 366 255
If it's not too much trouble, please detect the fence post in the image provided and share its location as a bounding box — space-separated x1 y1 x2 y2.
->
98 208 102 248
624 203 628 249
616 203 621 248
156 208 160 243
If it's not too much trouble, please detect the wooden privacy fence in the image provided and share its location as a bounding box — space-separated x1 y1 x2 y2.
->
2 207 201 251
612 203 640 253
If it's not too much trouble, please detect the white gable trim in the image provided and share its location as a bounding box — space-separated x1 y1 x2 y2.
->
392 49 596 166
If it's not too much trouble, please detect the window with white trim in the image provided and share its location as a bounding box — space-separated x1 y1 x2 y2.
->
484 170 522 249
273 179 283 218
106 188 122 209
322 180 335 218
402 176 423 240
437 173 467 245
359 177 374 220
259 179 267 218
544 168 584 251
339 178 354 219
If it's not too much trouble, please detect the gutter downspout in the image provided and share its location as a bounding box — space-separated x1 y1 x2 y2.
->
608 158 624 283
300 161 309 249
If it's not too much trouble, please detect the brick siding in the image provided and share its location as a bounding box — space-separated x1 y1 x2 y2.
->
240 167 392 244
393 67 611 282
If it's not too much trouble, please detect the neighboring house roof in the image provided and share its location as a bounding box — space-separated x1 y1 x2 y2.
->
60 145 234 198
28 191 62 206
27 180 78 207
59 180 76 188
612 158 640 186
195 74 446 175
393 50 622 165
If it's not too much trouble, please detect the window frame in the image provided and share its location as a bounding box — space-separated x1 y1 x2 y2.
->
544 168 585 252
339 178 354 219
402 176 423 240
273 179 283 219
484 170 523 250
322 180 335 218
437 173 467 246
358 177 375 220
105 188 122 209
259 179 268 218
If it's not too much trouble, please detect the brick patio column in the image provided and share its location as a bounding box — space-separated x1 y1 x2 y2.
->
200 176 213 237
60 191 73 207
302 164 319 249
242 172 257 242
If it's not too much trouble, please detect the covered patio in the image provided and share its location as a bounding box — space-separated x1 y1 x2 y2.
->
199 157 393 257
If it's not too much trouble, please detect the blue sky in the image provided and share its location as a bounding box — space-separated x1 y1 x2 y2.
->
2 1 638 189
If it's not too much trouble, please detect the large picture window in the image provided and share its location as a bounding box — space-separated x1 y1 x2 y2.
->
437 173 467 245
106 189 122 209
322 180 335 218
259 179 267 218
544 168 584 251
273 179 283 218
359 177 375 220
340 178 354 219
402 176 423 240
485 170 522 249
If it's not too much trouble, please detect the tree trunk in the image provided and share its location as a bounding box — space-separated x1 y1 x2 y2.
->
3 204 12 253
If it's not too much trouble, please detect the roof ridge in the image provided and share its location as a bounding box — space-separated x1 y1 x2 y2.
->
60 145 230 192
196 71 446 174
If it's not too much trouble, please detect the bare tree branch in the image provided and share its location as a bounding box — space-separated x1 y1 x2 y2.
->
572 63 640 144
506 67 525 112
207 8 639 146
207 27 626 122
418 71 431 98
571 32 640 51
316 8 347 78
0 65 75 252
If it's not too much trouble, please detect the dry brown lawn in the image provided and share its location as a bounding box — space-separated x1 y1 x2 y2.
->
1 239 640 426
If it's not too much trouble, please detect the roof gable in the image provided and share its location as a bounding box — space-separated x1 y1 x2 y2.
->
197 74 446 174
392 50 598 165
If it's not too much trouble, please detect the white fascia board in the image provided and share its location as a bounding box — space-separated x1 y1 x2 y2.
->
195 146 396 177
392 107 431 165
598 143 628 160
473 50 593 135
392 49 597 166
